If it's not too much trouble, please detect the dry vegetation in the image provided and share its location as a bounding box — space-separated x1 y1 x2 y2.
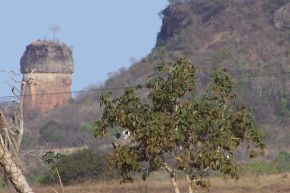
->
2 173 287 193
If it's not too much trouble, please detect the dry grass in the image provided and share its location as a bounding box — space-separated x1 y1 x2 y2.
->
209 173 290 193
2 173 290 193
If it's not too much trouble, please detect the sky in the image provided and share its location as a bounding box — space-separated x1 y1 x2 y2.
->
0 0 168 98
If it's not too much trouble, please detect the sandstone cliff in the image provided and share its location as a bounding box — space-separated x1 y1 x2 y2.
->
20 40 73 113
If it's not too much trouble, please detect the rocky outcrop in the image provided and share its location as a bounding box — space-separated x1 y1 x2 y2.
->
274 3 290 30
20 40 73 113
20 40 73 73
156 0 226 46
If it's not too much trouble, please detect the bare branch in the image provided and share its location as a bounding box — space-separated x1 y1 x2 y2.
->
0 69 37 192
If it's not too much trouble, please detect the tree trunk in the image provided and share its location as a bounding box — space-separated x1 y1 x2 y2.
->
56 167 64 193
163 163 180 193
185 174 193 193
0 144 34 193
169 174 180 193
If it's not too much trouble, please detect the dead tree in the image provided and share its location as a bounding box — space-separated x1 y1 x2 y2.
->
0 112 34 193
0 70 35 193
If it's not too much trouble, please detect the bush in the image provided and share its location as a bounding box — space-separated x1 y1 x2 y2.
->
21 131 37 149
243 150 290 174
193 1 225 22
263 0 288 13
39 121 64 144
211 49 229 64
42 149 117 185
243 161 278 174
274 150 290 172
0 180 6 191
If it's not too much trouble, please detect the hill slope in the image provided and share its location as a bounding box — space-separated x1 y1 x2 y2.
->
26 0 290 149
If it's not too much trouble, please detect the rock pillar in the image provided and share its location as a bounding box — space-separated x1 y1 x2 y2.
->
20 40 73 113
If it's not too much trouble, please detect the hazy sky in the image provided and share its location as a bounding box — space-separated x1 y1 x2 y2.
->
0 0 168 98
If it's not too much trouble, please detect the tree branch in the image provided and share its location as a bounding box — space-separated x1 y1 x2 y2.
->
163 163 180 193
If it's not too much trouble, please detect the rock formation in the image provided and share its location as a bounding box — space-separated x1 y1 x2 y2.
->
20 40 73 113
274 3 290 31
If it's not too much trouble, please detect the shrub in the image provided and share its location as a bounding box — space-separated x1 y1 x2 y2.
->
21 131 37 149
263 0 289 13
0 180 6 191
39 121 64 144
193 1 225 22
243 150 290 174
211 49 229 64
243 161 278 174
274 150 290 172
42 149 117 185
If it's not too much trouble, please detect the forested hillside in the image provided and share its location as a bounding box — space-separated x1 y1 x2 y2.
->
25 0 290 150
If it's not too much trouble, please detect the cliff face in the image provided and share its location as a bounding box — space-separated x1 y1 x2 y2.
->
20 40 73 113
83 0 290 148
155 0 290 100
20 41 73 73
273 3 290 30
157 0 290 64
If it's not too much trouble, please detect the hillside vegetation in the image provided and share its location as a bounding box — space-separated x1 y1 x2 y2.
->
24 0 290 151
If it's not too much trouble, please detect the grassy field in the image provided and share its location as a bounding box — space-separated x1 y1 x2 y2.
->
1 173 289 193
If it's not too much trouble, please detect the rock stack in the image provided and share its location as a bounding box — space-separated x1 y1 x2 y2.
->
20 40 73 113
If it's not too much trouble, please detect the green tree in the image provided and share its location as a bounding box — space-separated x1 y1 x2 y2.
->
42 151 65 193
93 58 264 193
